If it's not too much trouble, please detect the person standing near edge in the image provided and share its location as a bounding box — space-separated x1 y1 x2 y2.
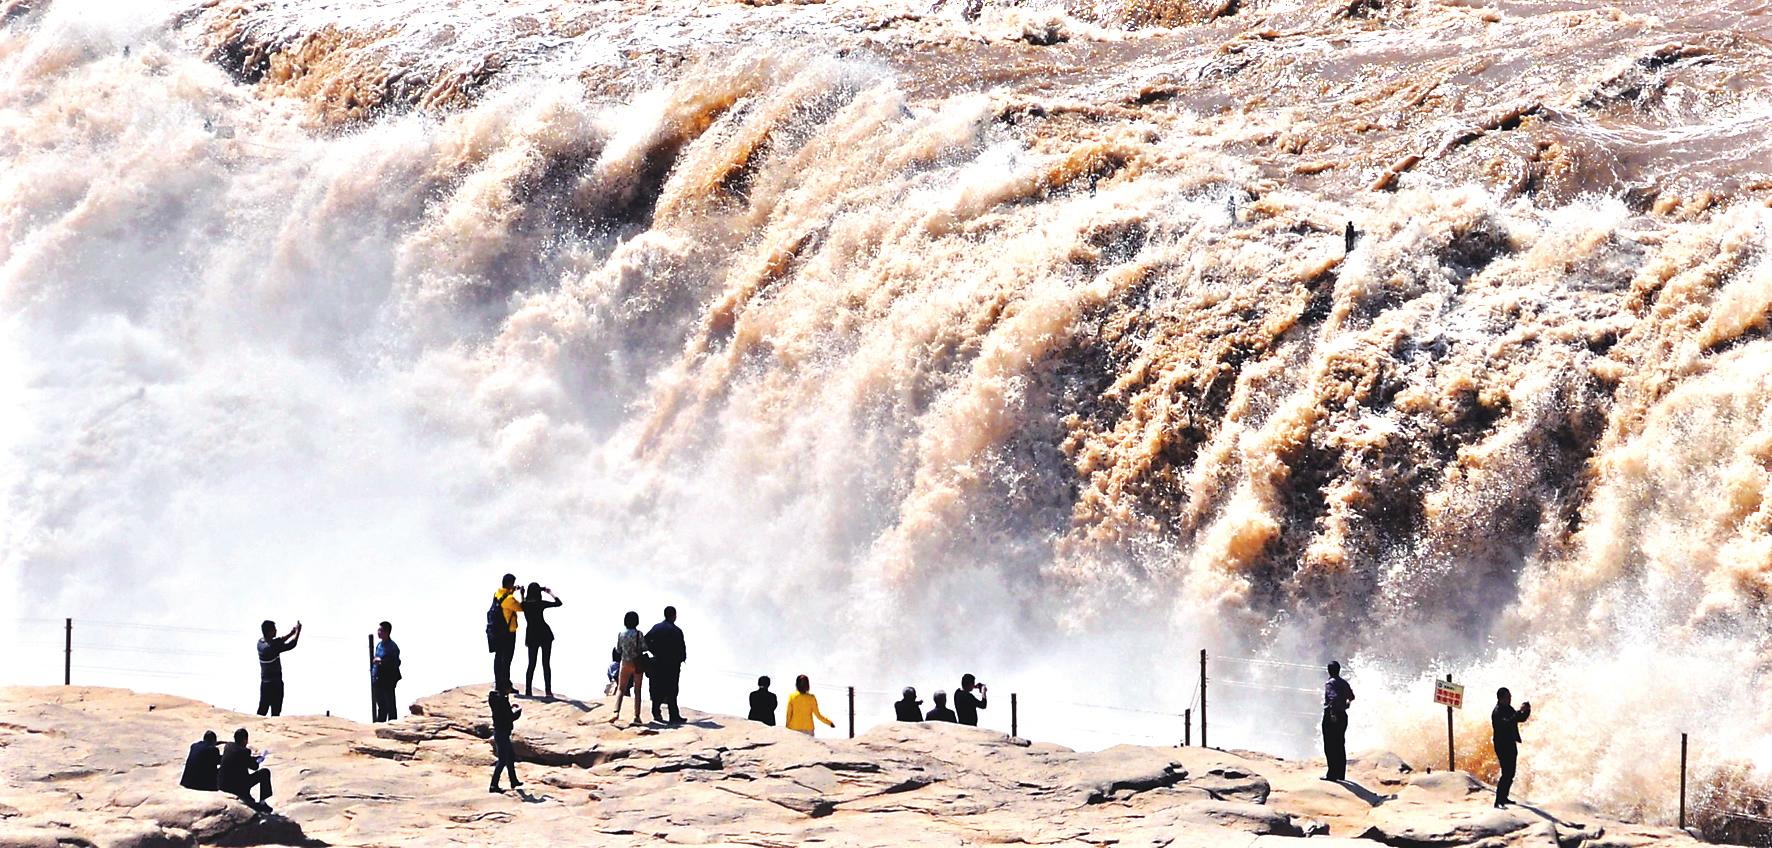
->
488 575 522 694
894 687 923 721
748 676 778 725
1491 687 1532 808
1321 661 1355 782
256 620 300 717
954 674 988 726
488 687 523 793
522 583 562 699
371 621 401 722
785 675 835 736
646 606 687 724
611 611 648 725
925 690 957 722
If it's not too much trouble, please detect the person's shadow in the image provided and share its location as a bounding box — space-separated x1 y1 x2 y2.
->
1324 779 1391 806
512 788 549 804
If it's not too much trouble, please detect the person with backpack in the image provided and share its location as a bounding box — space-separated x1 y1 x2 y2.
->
488 687 523 793
611 611 647 725
371 621 401 723
256 620 300 716
522 583 562 699
487 575 522 694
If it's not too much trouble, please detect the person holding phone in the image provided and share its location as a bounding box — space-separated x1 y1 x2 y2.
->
954 674 988 726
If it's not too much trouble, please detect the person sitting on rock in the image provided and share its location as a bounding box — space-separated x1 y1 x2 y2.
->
1491 687 1532 809
489 688 523 793
925 690 957 723
219 728 274 812
179 730 221 791
785 675 835 736
894 687 923 722
748 676 778 726
954 674 988 726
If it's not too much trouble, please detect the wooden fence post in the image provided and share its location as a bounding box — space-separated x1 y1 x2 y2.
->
848 686 856 739
64 618 72 686
1200 649 1208 749
1011 693 1018 738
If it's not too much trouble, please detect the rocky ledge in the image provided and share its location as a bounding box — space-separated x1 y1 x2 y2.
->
0 686 1696 847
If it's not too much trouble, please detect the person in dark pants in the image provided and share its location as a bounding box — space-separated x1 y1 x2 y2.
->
894 687 924 721
180 731 221 791
219 728 273 812
489 574 522 694
925 691 957 722
256 620 301 717
1321 661 1355 781
522 583 562 699
371 621 401 723
748 676 777 725
488 688 523 793
645 606 687 724
1491 687 1532 808
954 674 988 726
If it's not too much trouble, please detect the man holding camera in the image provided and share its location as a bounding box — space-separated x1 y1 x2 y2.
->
954 674 988 726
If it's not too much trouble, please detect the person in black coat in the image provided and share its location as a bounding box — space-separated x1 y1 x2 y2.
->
748 676 777 725
954 674 988 726
1491 687 1532 808
219 728 273 812
645 606 687 724
489 688 523 793
522 583 562 699
925 691 957 723
1321 661 1355 782
179 731 221 791
894 687 924 722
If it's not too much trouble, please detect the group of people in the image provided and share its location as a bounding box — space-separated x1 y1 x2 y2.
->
487 574 565 699
892 674 988 725
179 728 276 812
1319 661 1533 808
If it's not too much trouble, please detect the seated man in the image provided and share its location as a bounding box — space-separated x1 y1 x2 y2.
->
219 728 274 812
179 731 221 791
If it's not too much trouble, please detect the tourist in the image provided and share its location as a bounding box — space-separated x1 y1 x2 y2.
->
219 728 274 812
255 620 301 717
748 676 778 726
522 583 562 699
646 606 687 724
612 611 648 724
1321 661 1355 782
1491 687 1532 808
179 730 221 791
954 674 988 726
488 687 523 793
488 575 523 694
924 690 957 723
785 675 836 736
371 621 401 723
894 687 923 721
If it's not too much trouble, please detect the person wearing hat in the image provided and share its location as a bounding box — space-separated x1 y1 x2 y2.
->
894 687 924 721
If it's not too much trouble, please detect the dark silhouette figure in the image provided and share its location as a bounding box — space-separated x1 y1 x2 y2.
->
895 687 924 721
748 676 778 725
1345 221 1357 253
488 688 523 793
372 621 401 723
256 620 301 717
489 574 522 694
180 730 221 791
954 674 988 726
219 728 273 812
1321 661 1356 781
522 583 562 699
646 606 687 724
1491 687 1532 808
925 691 957 723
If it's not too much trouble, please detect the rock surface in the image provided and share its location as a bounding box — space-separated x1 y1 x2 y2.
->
0 686 1698 847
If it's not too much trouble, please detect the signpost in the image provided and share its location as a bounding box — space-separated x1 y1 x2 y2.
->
1434 676 1463 771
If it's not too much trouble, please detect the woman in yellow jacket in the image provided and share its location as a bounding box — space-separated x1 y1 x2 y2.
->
784 675 836 736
